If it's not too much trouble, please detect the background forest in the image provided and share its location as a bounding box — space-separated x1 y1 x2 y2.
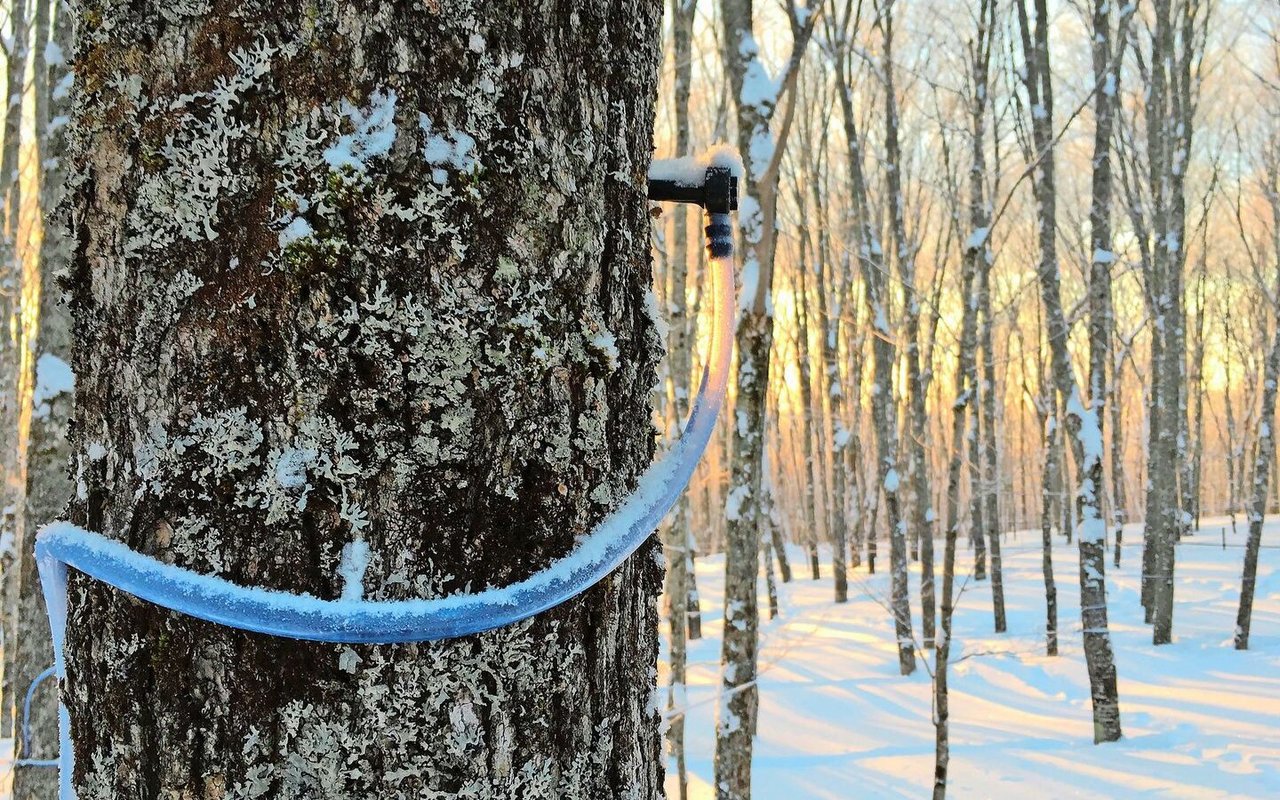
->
0 0 1276 798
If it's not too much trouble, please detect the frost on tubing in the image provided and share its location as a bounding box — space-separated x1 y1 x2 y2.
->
28 150 739 794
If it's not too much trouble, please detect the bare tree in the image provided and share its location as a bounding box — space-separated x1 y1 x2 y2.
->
1015 0 1123 743
11 1 70 793
880 0 936 647
935 3 995 792
830 0 916 676
0 0 29 740
1132 0 1209 644
715 0 819 795
1235 118 1280 651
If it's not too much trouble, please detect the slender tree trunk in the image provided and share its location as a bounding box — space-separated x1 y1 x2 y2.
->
761 471 780 621
881 0 934 646
969 381 987 579
1144 0 1204 645
835 32 914 675
1236 157 1280 651
12 2 71 795
770 514 792 583
809 153 849 603
935 2 992 779
844 308 865 571
1040 401 1059 656
63 4 666 795
1110 337 1128 567
715 2 814 795
1017 0 1122 743
1235 322 1280 650
977 245 1004 631
665 0 706 652
1189 267 1206 531
0 0 30 743
794 228 823 581
662 2 698 792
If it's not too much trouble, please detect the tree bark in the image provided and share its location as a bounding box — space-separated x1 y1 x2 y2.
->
1016 0 1122 743
976 237 1003 632
62 3 666 795
12 2 72 795
0 0 30 743
834 25 915 676
1235 151 1280 651
881 0 934 646
662 1 699 794
793 222 823 581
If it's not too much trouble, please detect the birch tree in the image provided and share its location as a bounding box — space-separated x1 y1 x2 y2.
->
829 0 915 676
935 3 994 791
1016 0 1123 743
12 0 70 792
0 0 28 739
60 2 668 794
880 0 935 647
715 0 818 794
1235 120 1280 651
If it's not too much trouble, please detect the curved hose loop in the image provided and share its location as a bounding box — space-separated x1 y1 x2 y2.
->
32 185 736 796
35 244 734 643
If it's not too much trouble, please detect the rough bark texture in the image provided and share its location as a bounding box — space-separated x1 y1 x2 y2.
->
62 2 666 796
1141 0 1203 644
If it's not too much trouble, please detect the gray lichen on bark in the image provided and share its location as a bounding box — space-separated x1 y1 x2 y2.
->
62 1 666 796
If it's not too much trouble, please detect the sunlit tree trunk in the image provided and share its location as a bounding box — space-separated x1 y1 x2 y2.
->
1017 0 1122 743
807 142 849 602
793 221 823 580
715 1 814 795
1110 331 1130 567
881 0 934 646
1040 400 1060 656
976 224 1004 631
12 2 71 795
1188 266 1206 531
663 1 700 794
63 3 666 794
0 0 30 742
834 17 915 677
934 5 992 785
1235 151 1280 651
1143 0 1205 645
844 290 865 571
761 465 780 621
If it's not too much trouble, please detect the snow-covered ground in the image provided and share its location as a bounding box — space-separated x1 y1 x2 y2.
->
665 517 1280 799
4 519 1276 797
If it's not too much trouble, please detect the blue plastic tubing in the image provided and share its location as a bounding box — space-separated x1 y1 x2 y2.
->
34 216 734 797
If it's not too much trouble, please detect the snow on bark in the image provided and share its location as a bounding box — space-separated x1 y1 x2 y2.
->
1016 0 1121 743
13 3 72 796
59 2 666 795
714 1 818 795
